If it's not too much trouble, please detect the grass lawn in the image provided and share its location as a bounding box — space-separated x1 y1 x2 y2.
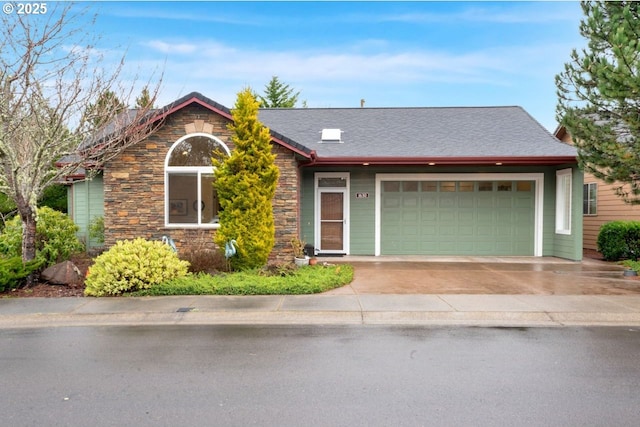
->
129 263 354 296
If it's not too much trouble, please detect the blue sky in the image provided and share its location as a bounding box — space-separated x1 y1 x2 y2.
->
76 1 584 132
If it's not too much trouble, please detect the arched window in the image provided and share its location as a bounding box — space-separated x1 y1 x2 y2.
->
165 133 230 227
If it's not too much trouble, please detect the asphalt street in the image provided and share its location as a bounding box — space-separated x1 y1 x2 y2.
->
2 325 640 426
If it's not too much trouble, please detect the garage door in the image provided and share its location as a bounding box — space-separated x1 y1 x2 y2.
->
381 180 535 255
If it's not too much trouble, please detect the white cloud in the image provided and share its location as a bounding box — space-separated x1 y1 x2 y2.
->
144 40 197 55
138 38 519 86
343 3 580 25
121 31 579 131
105 8 263 26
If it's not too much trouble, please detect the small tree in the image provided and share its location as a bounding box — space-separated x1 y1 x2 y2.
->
213 89 279 270
0 4 161 285
556 1 640 203
257 76 300 108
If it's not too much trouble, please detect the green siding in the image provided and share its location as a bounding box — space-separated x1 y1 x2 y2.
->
300 171 315 246
300 165 582 259
349 171 376 255
69 175 104 249
551 166 583 260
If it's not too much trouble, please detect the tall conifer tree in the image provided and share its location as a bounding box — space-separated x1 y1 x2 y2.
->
258 76 300 108
213 89 279 269
556 1 640 202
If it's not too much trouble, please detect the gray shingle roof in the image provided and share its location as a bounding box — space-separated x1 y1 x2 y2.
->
258 106 576 159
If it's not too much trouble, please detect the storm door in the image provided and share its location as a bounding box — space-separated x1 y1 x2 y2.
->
315 174 349 254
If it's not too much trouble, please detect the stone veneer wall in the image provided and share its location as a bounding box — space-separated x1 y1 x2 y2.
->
103 104 300 263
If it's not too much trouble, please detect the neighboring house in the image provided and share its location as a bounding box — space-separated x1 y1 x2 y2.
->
64 92 582 261
555 126 640 252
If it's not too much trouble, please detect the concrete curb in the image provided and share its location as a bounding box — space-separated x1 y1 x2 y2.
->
2 294 640 328
3 308 640 329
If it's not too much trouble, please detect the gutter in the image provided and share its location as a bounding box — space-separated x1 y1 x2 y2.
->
301 156 577 167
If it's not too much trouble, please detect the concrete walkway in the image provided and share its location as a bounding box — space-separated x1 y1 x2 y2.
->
3 293 640 328
2 256 640 329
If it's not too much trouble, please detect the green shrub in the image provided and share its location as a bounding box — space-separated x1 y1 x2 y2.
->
0 256 44 292
0 206 83 267
88 216 105 244
178 231 228 274
622 260 640 272
84 238 190 297
597 220 640 261
131 263 354 296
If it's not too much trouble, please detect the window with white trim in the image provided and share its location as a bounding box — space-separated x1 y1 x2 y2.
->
583 182 597 215
165 133 230 227
556 169 572 234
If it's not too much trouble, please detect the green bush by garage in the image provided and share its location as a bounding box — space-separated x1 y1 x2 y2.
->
597 220 640 261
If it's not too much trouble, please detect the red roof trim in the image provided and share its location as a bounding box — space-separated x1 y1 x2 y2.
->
154 96 234 122
270 136 312 158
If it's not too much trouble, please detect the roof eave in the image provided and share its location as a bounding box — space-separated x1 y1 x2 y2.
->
307 156 578 166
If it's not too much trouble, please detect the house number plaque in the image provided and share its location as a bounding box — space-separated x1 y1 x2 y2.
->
356 192 369 199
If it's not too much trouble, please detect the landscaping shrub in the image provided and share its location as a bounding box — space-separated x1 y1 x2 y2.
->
178 232 229 274
0 206 83 267
0 256 43 292
130 263 354 296
84 238 190 297
88 216 105 244
597 220 640 261
213 89 279 270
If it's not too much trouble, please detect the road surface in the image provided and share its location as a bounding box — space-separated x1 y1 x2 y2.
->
2 325 640 426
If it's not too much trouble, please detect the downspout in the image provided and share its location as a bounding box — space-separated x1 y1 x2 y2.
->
84 177 90 249
295 150 318 242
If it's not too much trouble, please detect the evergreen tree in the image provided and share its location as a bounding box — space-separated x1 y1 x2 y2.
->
556 1 640 202
213 89 279 270
257 76 300 108
84 90 127 129
135 86 155 109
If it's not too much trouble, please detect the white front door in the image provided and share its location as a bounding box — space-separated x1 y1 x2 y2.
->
315 173 349 254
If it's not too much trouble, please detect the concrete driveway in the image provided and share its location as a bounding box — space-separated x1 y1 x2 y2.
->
321 256 640 295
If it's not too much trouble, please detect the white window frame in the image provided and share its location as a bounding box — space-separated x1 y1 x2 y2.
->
583 182 597 216
555 168 572 235
164 132 230 229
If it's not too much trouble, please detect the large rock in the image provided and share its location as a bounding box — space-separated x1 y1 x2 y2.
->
41 261 82 285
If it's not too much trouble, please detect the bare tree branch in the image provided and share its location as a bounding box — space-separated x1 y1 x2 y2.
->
0 3 163 281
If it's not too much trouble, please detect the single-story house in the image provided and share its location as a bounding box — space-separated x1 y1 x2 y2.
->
555 126 640 252
65 92 582 261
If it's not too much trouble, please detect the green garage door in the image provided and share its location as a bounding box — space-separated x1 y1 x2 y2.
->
381 180 535 255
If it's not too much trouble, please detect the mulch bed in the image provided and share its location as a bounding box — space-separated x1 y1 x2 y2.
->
2 253 92 298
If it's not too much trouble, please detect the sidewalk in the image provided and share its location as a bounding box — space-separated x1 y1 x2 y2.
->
3 293 640 328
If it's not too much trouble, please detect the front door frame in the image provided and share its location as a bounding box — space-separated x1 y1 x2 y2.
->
374 173 544 256
315 172 350 255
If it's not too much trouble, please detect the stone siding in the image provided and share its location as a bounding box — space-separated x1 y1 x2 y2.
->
103 104 300 263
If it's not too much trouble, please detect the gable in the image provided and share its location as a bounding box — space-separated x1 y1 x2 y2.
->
157 92 312 159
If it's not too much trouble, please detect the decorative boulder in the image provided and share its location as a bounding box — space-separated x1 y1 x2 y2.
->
41 261 82 285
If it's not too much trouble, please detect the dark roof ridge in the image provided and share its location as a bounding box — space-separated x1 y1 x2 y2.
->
259 105 524 111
